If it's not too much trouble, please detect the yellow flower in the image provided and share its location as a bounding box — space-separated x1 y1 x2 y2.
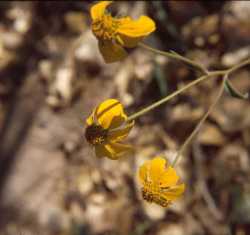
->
85 99 134 160
138 157 185 207
90 1 156 63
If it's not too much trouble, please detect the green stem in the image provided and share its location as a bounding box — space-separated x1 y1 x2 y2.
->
127 71 225 122
127 54 250 122
172 76 227 167
225 78 249 100
139 42 209 75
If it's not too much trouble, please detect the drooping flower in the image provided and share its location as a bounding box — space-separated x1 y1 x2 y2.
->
90 1 156 63
138 157 185 207
85 99 134 160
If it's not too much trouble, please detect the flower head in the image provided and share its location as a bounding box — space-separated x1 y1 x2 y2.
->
90 1 156 63
138 157 185 207
85 99 134 160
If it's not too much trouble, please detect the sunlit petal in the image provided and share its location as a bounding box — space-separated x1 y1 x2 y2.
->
90 1 156 63
138 157 185 207
90 1 112 21
162 184 185 201
94 99 124 129
86 109 95 126
139 161 150 183
118 16 156 38
95 142 132 160
159 166 179 187
148 157 167 183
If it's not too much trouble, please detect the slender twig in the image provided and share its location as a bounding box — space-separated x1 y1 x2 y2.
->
139 42 209 75
127 57 250 122
127 71 225 122
226 58 250 74
172 76 227 167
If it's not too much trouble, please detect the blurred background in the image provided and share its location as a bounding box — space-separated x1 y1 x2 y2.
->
0 1 250 235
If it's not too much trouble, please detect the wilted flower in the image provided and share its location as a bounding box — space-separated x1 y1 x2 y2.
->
138 157 185 207
85 99 134 159
90 1 156 63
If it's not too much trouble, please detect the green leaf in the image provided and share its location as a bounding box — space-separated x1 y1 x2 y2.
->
224 80 249 100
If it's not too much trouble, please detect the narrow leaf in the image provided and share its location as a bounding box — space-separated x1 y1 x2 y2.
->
224 80 249 100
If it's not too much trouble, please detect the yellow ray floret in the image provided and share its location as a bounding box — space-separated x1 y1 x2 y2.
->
138 157 185 207
85 99 134 160
90 1 156 63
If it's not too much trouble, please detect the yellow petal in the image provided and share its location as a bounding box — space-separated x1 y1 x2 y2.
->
139 161 150 183
161 184 185 201
108 120 134 142
159 166 179 188
117 34 143 48
95 142 132 160
86 109 95 126
95 99 126 129
90 1 112 21
118 16 156 38
108 115 127 130
148 157 167 183
95 144 115 159
109 142 133 156
98 40 127 63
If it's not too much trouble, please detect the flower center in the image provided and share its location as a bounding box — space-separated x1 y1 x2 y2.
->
141 185 170 207
92 14 120 41
85 124 108 145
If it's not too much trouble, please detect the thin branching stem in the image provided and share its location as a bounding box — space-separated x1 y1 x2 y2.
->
172 75 227 167
139 42 209 75
127 71 225 122
226 58 250 74
127 57 250 122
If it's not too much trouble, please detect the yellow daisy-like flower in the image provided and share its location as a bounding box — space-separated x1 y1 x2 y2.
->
90 1 156 63
85 99 134 160
138 157 185 207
